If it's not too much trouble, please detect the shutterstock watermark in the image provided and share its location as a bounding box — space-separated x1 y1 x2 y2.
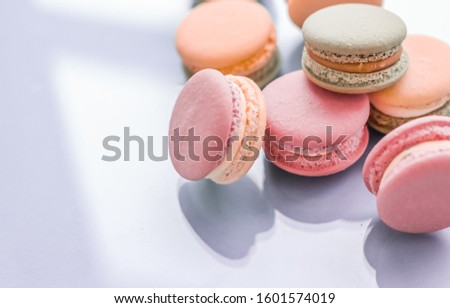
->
101 127 349 162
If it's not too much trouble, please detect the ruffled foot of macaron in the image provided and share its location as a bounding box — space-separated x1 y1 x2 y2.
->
169 69 266 184
363 116 450 233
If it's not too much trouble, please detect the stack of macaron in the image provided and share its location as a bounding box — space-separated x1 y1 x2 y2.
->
169 1 450 233
261 3 412 178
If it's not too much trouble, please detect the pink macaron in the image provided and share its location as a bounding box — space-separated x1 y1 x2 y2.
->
363 116 450 233
263 70 370 176
169 69 267 184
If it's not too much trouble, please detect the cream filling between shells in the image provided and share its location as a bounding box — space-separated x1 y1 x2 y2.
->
302 50 409 88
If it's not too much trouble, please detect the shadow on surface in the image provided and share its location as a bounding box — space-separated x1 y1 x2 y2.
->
179 177 274 260
262 128 383 225
364 219 450 287
263 159 376 225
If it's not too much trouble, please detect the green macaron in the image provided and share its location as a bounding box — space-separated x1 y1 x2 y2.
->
302 4 409 94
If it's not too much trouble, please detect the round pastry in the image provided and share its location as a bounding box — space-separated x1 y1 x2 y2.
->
169 69 267 184
301 4 409 94
363 116 450 233
176 2 279 88
263 70 370 176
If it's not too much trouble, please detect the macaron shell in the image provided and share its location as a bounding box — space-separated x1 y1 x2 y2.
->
263 70 370 148
377 148 450 233
288 0 382 28
369 35 450 118
363 116 450 195
176 2 274 69
169 69 232 180
302 4 406 55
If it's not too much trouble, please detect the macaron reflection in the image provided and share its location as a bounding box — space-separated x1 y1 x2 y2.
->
364 219 450 287
178 177 274 260
263 158 376 225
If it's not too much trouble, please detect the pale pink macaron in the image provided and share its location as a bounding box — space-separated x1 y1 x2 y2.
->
363 116 450 233
288 0 382 28
263 70 370 176
169 69 266 184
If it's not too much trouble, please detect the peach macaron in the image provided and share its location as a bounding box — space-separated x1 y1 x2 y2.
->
176 1 279 87
368 35 450 134
288 0 382 29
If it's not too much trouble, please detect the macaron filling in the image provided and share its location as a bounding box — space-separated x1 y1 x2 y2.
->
303 50 409 89
226 81 244 149
207 76 263 183
365 122 450 194
307 44 402 65
379 140 450 190
266 126 368 171
306 45 403 73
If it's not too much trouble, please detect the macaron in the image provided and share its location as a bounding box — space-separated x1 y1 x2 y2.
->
363 116 450 233
368 35 450 134
263 70 370 176
169 69 267 184
176 2 279 88
288 0 382 28
301 4 409 94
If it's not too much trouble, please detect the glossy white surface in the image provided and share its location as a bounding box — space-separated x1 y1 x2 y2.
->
1 0 449 287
